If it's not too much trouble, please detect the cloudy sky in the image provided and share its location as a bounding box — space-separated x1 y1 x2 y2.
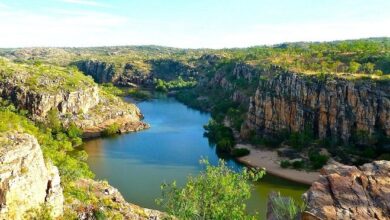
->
0 0 389 48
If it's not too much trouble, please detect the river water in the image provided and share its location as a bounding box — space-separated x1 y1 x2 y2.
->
83 95 307 219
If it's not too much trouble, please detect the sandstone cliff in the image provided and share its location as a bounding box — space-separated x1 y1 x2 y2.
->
0 132 64 220
0 59 148 137
242 67 390 142
302 160 390 220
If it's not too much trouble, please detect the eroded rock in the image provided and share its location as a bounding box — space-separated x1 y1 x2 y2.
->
303 160 390 220
0 132 64 220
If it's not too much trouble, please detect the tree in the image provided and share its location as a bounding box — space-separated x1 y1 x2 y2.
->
156 159 265 220
362 62 375 74
348 61 361 73
47 109 62 134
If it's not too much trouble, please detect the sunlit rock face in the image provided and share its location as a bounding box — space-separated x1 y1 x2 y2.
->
302 160 390 220
243 70 390 142
0 132 64 220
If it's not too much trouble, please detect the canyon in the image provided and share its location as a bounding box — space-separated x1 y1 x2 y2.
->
0 39 389 219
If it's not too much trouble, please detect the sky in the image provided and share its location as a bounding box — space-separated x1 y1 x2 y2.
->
0 0 389 48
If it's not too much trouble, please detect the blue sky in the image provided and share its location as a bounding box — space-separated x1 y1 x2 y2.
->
0 0 389 48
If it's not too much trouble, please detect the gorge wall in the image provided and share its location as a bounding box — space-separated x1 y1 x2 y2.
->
242 67 390 142
0 80 100 120
0 132 64 220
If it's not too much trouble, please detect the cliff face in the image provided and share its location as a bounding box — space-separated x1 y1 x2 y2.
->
0 132 63 220
76 60 153 86
243 68 390 142
76 60 117 83
0 80 100 120
302 160 390 220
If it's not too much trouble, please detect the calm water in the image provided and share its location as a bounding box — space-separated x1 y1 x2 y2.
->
83 96 307 219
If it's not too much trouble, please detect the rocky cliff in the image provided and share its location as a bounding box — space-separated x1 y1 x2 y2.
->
68 179 167 220
0 59 148 136
76 60 117 83
242 67 390 142
0 80 100 120
76 58 196 87
302 160 390 220
0 132 64 220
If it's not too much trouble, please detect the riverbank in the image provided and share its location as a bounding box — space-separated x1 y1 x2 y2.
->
235 144 319 185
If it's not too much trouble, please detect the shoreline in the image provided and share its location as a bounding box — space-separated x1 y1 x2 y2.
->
235 144 319 185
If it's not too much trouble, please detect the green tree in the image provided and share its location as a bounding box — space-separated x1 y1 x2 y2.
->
157 159 265 220
362 62 375 74
348 61 361 73
47 109 62 134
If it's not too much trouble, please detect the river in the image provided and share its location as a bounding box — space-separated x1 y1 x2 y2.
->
83 95 307 219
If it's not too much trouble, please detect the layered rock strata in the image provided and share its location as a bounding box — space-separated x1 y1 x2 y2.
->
243 70 390 142
0 132 64 220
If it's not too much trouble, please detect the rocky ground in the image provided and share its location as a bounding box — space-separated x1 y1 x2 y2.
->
302 160 390 220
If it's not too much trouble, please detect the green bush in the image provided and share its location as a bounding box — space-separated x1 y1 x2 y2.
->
292 160 304 169
231 148 250 157
309 151 329 169
280 160 291 168
102 123 120 136
46 109 62 134
156 159 265 219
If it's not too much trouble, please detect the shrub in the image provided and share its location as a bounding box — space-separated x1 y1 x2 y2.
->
309 151 329 169
292 160 304 169
231 148 250 157
269 192 305 220
46 109 62 134
280 160 291 168
156 159 265 219
102 123 120 136
24 204 53 220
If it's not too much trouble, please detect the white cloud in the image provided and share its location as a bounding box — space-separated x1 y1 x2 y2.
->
60 0 111 8
0 8 129 47
0 5 388 48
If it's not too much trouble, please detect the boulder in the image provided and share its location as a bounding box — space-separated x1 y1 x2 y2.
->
302 161 390 220
0 132 64 220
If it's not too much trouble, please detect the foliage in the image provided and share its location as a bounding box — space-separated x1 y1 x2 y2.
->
128 88 152 100
156 159 265 220
287 126 314 151
269 192 305 220
24 204 53 220
280 160 291 168
204 120 235 153
0 109 93 184
231 148 250 157
309 151 329 169
102 123 120 136
47 109 62 134
154 76 197 92
0 58 95 93
101 83 126 96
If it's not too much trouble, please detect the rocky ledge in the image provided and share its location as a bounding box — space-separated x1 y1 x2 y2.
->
0 132 64 220
69 179 167 220
302 160 390 220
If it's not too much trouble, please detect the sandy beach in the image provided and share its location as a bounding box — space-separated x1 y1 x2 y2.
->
235 144 320 185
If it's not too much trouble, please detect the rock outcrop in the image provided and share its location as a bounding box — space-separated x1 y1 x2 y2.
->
0 132 64 220
69 179 167 220
302 160 390 220
0 80 100 120
76 60 153 86
76 60 117 83
243 69 390 142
